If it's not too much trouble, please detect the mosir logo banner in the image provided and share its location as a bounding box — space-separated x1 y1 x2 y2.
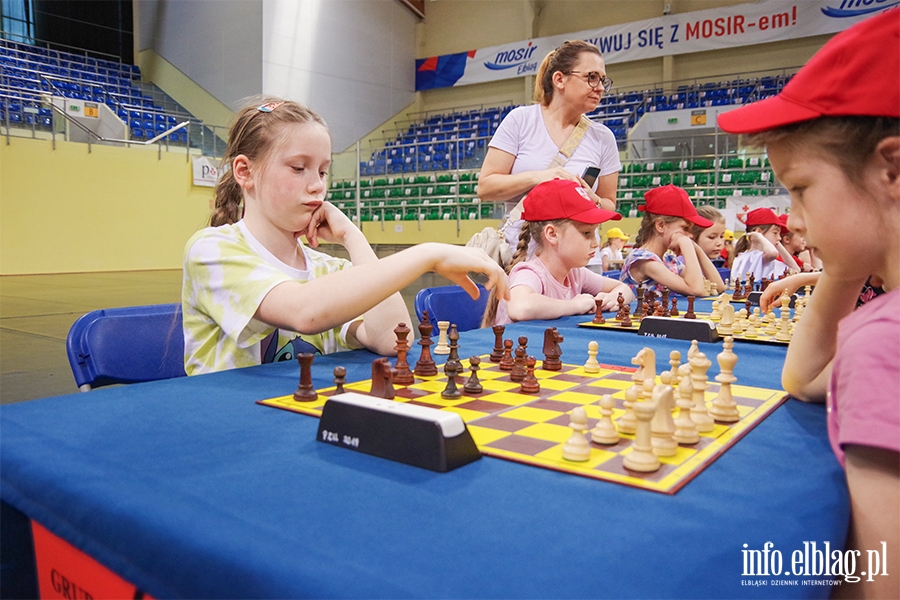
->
415 0 899 91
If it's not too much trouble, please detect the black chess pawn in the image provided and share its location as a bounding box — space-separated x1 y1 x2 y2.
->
520 356 540 394
510 344 527 382
670 297 679 317
499 339 514 371
441 361 462 399
620 305 632 327
463 356 483 394
333 366 346 395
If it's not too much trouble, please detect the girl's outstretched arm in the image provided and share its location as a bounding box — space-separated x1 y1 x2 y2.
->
781 271 864 402
258 208 508 355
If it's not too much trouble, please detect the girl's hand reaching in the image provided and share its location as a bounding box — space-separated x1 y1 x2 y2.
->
593 291 621 311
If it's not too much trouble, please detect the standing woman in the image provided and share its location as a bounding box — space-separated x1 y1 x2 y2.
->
478 40 621 249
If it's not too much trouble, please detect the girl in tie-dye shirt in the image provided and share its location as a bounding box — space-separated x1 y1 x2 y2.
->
182 98 508 375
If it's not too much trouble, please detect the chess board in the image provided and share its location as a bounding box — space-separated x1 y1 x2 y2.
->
258 355 786 494
579 313 792 345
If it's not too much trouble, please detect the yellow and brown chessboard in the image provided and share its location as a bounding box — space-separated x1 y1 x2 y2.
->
258 355 787 494
578 313 792 345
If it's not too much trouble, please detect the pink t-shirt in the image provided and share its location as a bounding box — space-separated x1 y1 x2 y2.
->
827 286 900 468
493 256 609 326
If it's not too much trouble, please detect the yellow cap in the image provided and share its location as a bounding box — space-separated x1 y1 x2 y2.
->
605 227 630 241
724 229 735 241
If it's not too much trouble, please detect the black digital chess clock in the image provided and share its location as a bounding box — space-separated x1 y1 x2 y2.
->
316 392 481 472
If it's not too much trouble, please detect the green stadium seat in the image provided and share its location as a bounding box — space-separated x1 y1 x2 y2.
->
691 159 709 170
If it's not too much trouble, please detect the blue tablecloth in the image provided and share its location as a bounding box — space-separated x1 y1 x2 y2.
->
1 311 849 599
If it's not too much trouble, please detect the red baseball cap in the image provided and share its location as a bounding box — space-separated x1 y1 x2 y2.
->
639 185 713 227
523 179 621 224
718 9 900 134
742 207 785 231
776 213 791 235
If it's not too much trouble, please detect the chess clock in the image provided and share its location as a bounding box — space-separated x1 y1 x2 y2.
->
316 393 481 472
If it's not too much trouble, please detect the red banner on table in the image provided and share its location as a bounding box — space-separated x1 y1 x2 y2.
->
31 521 152 600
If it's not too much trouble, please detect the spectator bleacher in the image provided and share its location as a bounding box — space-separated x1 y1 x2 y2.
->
338 71 792 222
0 38 189 144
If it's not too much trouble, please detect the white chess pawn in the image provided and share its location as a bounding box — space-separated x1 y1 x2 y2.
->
617 385 639 435
591 394 619 445
764 310 778 336
562 407 591 462
668 350 682 387
744 314 759 338
776 293 792 342
583 340 601 373
709 299 722 322
623 398 661 473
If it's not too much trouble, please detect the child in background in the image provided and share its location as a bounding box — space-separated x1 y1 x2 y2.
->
483 179 633 326
587 226 629 271
718 10 898 597
720 229 734 268
730 207 799 282
778 214 822 271
620 185 725 297
690 206 726 261
183 98 508 375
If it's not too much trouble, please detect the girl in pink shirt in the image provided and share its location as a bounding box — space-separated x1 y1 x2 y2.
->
483 179 633 326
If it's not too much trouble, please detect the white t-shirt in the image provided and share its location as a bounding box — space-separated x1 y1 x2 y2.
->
588 245 623 267
489 104 622 247
730 249 788 283
182 221 357 375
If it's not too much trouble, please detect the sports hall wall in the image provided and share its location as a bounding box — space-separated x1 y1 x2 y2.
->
0 139 212 275
2 0 835 275
414 0 832 114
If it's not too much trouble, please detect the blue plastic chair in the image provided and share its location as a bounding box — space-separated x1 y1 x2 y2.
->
66 304 186 391
414 285 488 334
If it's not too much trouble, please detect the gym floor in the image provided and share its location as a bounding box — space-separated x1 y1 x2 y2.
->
0 268 447 405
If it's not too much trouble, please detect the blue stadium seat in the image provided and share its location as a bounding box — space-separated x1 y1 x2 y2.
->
66 304 186 391
414 285 488 334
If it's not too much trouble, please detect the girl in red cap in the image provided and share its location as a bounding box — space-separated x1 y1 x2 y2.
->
620 185 725 297
718 9 899 597
482 179 633 326
730 207 800 282
777 214 821 272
